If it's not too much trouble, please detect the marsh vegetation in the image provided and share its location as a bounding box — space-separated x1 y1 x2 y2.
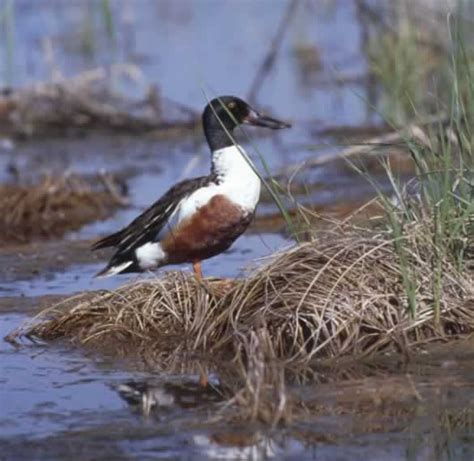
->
1 1 473 459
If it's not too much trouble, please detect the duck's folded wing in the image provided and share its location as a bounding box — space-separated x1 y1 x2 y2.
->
91 175 212 255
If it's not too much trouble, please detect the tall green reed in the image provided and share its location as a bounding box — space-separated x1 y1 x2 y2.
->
0 0 14 87
359 9 473 320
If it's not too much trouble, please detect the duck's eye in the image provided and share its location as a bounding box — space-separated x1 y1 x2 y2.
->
227 101 236 109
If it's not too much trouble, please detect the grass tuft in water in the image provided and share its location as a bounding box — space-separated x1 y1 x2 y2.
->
0 173 128 244
10 219 473 358
8 217 473 421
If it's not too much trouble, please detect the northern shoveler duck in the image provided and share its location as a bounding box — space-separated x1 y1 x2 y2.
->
92 95 291 280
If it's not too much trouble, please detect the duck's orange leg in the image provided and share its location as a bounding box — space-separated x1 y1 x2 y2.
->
198 367 209 388
192 261 203 283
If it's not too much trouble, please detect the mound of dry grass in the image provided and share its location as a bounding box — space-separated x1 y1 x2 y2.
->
11 221 473 362
7 217 473 424
0 173 127 245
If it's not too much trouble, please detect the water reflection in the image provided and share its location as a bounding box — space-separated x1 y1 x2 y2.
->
115 377 223 416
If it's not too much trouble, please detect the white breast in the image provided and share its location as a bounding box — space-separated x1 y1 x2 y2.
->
177 145 261 222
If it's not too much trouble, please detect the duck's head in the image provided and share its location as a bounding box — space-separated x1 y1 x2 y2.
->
202 96 291 150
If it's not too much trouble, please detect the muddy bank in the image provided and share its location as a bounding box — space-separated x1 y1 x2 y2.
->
0 239 101 283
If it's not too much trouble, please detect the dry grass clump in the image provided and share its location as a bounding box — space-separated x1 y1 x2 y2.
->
8 218 473 424
0 172 127 245
11 221 473 363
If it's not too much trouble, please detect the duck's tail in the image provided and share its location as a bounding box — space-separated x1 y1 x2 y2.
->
94 260 134 278
91 230 124 251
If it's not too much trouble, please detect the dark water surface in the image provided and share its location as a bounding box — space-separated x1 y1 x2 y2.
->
1 1 473 460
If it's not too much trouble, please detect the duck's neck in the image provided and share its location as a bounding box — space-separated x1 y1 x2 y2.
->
211 144 257 184
210 144 261 212
204 121 260 199
203 117 235 151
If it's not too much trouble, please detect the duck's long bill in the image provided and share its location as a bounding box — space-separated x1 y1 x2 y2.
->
243 109 291 130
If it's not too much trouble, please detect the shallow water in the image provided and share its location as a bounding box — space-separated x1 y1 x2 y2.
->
2 309 473 460
1 1 472 460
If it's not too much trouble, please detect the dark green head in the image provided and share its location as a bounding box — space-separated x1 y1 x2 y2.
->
202 95 291 150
